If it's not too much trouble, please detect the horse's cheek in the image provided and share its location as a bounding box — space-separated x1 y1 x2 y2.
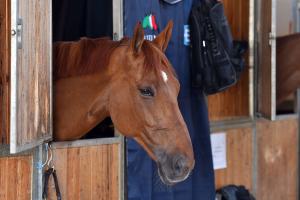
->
109 93 139 137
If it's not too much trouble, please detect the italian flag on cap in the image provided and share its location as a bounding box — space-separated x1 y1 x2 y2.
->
142 14 158 31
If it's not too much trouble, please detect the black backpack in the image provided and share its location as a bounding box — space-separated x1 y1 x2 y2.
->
189 0 248 95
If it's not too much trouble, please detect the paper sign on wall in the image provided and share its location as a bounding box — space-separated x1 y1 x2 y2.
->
210 132 227 170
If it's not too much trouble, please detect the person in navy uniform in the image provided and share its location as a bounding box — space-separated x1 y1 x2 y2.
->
125 1 216 199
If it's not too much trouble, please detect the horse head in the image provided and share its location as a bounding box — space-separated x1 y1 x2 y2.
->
108 21 195 185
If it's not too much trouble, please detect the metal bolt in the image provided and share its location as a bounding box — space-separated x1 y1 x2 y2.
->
11 29 16 36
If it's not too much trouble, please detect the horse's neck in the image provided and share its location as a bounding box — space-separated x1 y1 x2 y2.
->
53 39 128 140
54 72 111 141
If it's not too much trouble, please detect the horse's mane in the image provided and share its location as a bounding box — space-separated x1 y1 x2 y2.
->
53 37 176 81
53 37 129 80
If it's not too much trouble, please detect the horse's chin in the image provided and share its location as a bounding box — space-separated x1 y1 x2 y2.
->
157 164 190 186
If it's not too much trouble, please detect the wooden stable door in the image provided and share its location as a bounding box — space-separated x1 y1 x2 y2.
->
0 0 10 144
0 155 33 200
256 118 298 200
10 0 52 153
257 0 277 120
47 139 123 200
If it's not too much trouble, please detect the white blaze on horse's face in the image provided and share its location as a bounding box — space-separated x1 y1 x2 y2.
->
161 70 168 83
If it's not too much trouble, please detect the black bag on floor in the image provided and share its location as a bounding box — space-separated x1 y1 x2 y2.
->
189 0 248 95
216 185 255 200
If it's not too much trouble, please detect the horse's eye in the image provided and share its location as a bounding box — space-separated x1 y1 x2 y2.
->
139 87 154 97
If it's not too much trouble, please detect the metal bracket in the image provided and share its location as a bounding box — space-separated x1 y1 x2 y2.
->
268 32 275 46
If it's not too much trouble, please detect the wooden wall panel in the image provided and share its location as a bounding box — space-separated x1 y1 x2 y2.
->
0 0 10 144
214 127 253 190
208 0 250 121
0 155 32 200
257 118 298 200
48 143 120 200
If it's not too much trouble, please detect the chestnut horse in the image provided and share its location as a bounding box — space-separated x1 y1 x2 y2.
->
277 33 300 106
53 22 195 185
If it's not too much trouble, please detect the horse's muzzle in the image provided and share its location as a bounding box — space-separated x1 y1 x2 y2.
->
156 153 195 185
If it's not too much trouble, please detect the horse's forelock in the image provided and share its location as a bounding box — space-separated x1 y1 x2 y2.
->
141 41 177 80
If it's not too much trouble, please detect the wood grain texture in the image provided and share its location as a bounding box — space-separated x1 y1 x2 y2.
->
0 0 10 144
0 155 32 200
48 143 120 200
208 0 250 121
13 0 51 149
256 118 298 200
214 127 253 190
257 0 273 118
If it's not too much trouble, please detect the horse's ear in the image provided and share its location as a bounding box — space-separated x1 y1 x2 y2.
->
131 22 144 54
153 21 173 52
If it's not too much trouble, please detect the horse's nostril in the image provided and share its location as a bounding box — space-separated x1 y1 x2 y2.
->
174 159 182 171
173 156 188 176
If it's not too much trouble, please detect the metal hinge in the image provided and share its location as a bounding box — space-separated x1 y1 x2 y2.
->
11 18 23 49
269 32 275 46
